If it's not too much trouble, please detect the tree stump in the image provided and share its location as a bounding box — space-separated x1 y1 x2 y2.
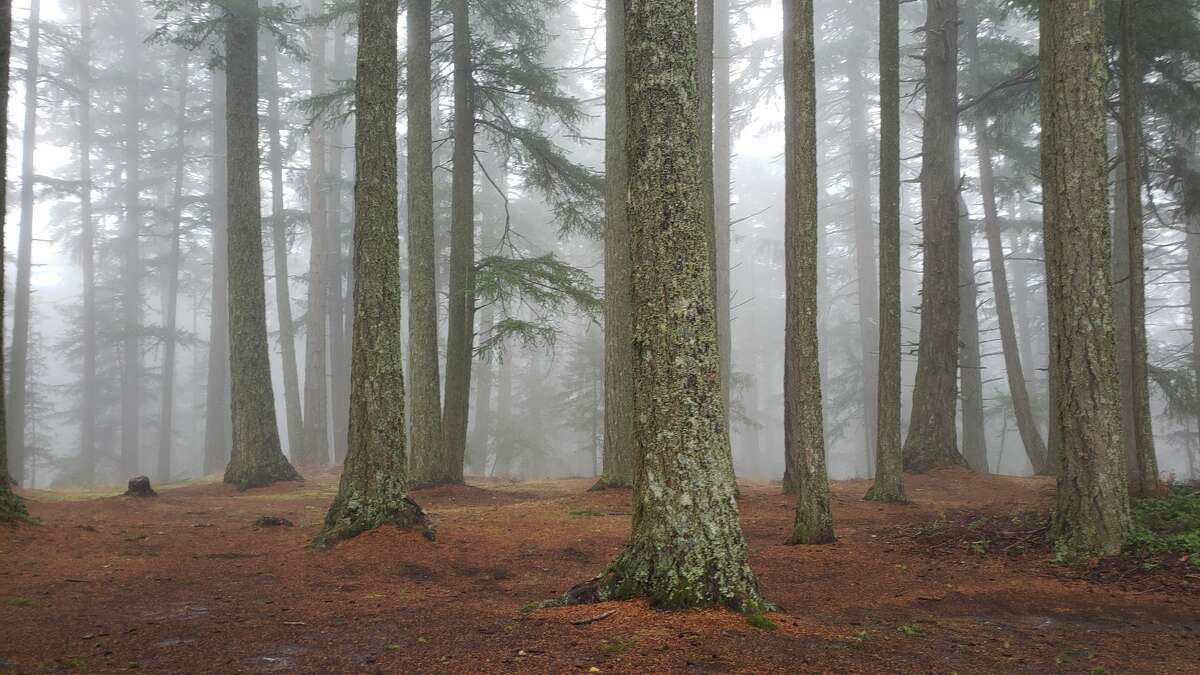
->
124 476 157 497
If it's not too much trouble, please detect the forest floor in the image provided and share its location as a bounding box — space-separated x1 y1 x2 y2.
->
1 468 1197 674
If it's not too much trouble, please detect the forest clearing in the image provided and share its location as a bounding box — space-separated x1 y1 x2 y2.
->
2 470 1197 673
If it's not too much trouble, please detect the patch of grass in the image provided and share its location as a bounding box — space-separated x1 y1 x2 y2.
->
1126 484 1200 558
518 601 541 614
745 612 777 631
896 622 927 637
600 637 635 655
6 596 35 607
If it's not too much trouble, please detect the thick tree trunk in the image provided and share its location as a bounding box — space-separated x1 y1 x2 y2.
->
903 0 964 472
957 198 988 471
439 0 474 486
264 39 303 460
318 0 429 544
1040 0 1131 557
784 0 834 544
8 0 39 485
158 50 189 483
559 0 764 611
866 0 906 503
597 0 634 489
78 0 97 484
1116 0 1159 495
221 0 301 488
406 0 445 483
300 0 330 466
203 68 232 476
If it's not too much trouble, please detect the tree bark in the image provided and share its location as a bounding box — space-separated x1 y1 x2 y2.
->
221 0 301 488
1116 0 1159 495
406 0 445 484
866 0 906 503
714 0 732 418
783 0 834 544
8 0 39 485
263 35 303 461
559 0 764 611
1040 0 1131 557
903 0 965 472
597 0 634 489
958 196 988 471
318 0 429 545
439 0 474 486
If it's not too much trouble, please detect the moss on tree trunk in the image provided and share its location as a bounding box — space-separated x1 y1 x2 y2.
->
318 0 430 546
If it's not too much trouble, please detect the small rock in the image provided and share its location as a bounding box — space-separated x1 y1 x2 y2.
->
254 516 294 528
124 476 157 497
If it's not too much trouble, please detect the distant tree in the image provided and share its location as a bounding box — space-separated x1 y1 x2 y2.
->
1041 0 1131 557
558 330 604 475
318 0 430 544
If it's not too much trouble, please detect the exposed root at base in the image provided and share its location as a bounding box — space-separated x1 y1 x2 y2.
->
313 498 435 549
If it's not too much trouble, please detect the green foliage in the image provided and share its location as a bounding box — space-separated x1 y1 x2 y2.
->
474 254 601 358
896 623 927 637
1125 484 1200 558
746 612 777 631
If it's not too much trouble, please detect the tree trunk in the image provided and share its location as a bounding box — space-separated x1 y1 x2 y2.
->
957 197 988 471
440 0 474 486
866 0 906 502
158 49 189 483
7 0 39 485
77 0 97 484
119 0 143 480
1040 0 1131 557
406 0 445 483
714 0 732 418
493 346 514 478
597 0 634 489
204 66 232 476
964 2 1046 473
319 0 429 544
560 0 764 611
221 0 301 488
263 36 303 460
903 0 964 472
1116 0 1159 495
327 20 351 465
784 0 834 544
299 0 330 466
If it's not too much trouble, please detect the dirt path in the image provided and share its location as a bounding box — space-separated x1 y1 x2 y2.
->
1 469 1196 673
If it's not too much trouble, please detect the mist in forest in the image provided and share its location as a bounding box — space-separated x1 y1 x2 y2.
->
2 0 1197 491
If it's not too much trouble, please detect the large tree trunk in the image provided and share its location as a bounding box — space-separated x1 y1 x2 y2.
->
318 0 428 544
8 0 39 485
158 49 189 483
1040 0 1131 557
263 37 303 460
221 0 301 488
203 67 232 476
784 0 833 544
560 0 764 611
964 2 1046 473
439 0 474 486
77 0 97 484
299 0 330 466
903 0 964 472
597 0 634 489
406 0 445 483
866 0 906 503
1116 0 1159 495
0 0 27 517
957 197 988 471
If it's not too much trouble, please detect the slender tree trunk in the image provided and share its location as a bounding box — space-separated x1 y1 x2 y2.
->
866 0 906 502
221 0 301 488
203 67 232 475
493 346 514 477
77 0 97 484
1117 0 1159 495
440 0 474 485
7 0 39 485
964 3 1046 473
714 0 732 417
1040 0 1131 557
0 0 26 517
958 197 988 470
903 0 964 472
469 335 493 474
318 0 429 544
597 0 634 489
327 20 351 465
300 0 330 466
406 0 445 484
557 0 764 611
1188 182 1200 464
784 0 833 544
158 49 189 483
263 37 303 460
119 0 143 479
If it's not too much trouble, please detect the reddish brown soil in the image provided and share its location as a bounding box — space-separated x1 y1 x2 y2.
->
1 469 1196 673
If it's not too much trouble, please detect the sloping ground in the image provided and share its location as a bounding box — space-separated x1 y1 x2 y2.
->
1 469 1196 673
